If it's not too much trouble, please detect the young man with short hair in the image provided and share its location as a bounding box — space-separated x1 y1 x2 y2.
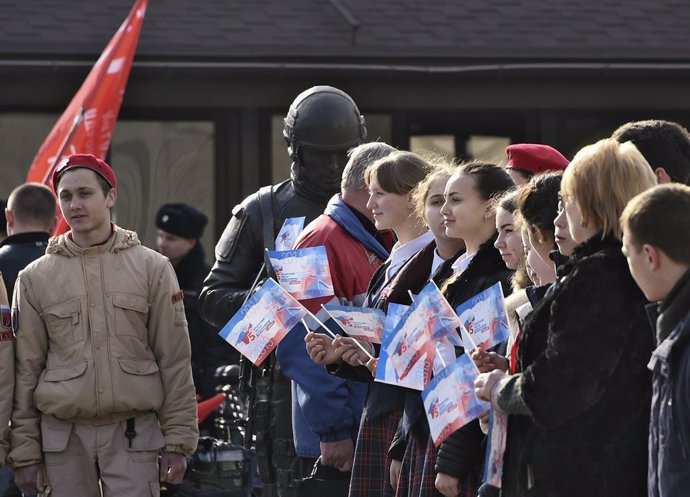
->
0 183 57 299
9 154 198 497
621 183 690 497
612 119 690 185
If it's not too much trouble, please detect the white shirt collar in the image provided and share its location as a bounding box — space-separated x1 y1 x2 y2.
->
430 248 445 278
451 251 476 276
385 231 434 283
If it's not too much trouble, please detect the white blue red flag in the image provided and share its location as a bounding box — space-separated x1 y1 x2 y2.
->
267 246 334 300
323 305 384 343
483 409 509 487
415 282 463 346
380 303 435 391
422 353 489 446
376 303 426 389
275 217 305 251
455 282 510 351
219 278 307 366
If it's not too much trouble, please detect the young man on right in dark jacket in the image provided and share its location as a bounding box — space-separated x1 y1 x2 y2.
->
622 184 690 497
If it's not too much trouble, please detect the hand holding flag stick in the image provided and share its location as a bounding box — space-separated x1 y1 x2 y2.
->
311 306 375 361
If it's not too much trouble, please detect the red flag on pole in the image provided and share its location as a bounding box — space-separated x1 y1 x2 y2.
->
26 0 149 234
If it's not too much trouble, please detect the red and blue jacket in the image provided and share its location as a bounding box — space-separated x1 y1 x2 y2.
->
276 195 389 458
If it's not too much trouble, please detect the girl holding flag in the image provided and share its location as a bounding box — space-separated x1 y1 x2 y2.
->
434 161 514 497
307 151 436 497
386 164 467 497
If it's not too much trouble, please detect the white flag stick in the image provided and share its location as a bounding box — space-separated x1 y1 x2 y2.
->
303 314 338 340
435 345 448 369
241 262 266 307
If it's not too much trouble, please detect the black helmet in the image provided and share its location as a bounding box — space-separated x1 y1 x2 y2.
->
283 86 366 157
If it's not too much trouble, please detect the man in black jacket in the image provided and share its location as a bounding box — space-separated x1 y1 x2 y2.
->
622 184 690 497
199 85 366 497
0 183 56 298
156 202 231 402
0 184 55 497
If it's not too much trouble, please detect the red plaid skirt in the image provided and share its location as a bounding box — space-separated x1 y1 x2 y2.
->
394 431 479 497
348 409 403 497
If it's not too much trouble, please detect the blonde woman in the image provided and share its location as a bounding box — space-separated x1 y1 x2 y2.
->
475 139 657 497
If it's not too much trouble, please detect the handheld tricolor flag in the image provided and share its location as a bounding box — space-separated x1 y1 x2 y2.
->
275 217 306 251
455 282 510 351
219 279 307 366
267 246 334 300
422 354 489 446
322 305 385 343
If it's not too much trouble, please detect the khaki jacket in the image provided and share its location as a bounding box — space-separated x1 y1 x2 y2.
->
9 227 198 468
0 273 13 467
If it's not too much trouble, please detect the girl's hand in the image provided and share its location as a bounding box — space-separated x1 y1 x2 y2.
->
474 369 508 402
471 348 509 373
333 336 373 367
435 472 461 497
305 332 341 365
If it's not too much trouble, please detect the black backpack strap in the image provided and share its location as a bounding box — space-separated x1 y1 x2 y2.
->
258 185 276 252
258 185 276 276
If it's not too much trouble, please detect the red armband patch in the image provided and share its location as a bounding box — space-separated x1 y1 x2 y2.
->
172 290 184 304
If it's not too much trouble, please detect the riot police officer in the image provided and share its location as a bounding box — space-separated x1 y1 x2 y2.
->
199 86 366 497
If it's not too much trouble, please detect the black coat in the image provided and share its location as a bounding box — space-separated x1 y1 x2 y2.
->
435 235 514 480
176 242 233 399
0 232 50 299
497 235 652 497
648 269 690 497
199 179 326 329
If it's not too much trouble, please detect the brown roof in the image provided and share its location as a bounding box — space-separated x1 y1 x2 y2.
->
1 0 689 63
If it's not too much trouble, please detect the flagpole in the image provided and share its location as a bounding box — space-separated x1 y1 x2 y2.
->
458 326 481 373
41 108 85 185
242 263 266 307
434 345 447 369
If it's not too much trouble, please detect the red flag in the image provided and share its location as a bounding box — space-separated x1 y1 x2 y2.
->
26 0 148 234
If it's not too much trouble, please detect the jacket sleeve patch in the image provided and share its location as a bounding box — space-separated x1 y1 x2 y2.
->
1 305 11 330
172 290 184 304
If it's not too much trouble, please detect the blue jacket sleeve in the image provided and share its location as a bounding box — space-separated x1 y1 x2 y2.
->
276 319 364 442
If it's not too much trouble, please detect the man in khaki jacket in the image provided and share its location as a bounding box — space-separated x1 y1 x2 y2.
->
0 273 13 467
9 154 199 497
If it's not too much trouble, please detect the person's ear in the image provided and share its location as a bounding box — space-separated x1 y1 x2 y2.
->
654 167 672 184
533 226 551 245
484 199 496 220
5 209 13 229
642 243 661 271
106 188 117 209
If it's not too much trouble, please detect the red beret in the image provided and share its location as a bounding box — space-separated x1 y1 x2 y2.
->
52 154 117 192
505 144 569 175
